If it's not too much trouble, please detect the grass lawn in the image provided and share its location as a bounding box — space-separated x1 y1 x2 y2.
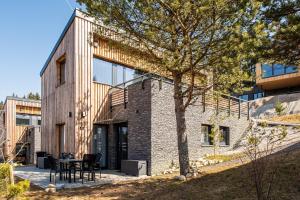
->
24 149 300 200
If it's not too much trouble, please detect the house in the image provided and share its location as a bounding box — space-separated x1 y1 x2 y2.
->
1 97 41 164
40 9 250 175
239 64 299 101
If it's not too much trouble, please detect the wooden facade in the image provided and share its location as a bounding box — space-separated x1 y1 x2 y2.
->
3 97 41 158
40 10 155 157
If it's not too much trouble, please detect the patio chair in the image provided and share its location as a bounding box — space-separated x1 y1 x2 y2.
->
48 155 64 184
93 153 102 180
80 154 96 184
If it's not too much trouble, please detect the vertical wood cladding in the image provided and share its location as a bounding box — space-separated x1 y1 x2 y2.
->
4 98 41 158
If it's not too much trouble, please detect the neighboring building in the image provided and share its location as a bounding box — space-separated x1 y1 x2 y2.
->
2 97 41 163
239 63 299 101
40 10 250 175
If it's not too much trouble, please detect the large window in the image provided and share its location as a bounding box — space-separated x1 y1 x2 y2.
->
219 126 230 146
93 57 143 86
262 64 298 78
201 125 213 145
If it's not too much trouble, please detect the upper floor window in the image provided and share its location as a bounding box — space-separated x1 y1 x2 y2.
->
16 114 30 126
262 64 298 78
16 114 41 126
93 57 143 86
57 56 66 86
201 124 213 145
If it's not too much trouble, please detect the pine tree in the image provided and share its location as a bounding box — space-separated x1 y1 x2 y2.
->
77 0 266 176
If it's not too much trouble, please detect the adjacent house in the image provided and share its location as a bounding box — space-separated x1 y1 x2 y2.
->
1 97 41 164
40 10 250 175
239 64 299 101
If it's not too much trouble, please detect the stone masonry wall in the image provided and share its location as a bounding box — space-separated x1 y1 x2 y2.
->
149 79 249 175
127 80 152 174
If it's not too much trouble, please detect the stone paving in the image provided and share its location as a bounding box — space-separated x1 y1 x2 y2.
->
14 166 148 189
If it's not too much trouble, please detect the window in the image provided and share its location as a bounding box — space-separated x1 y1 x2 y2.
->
38 120 41 125
16 114 30 126
262 64 273 78
261 64 298 78
201 125 213 145
254 92 264 100
93 57 143 86
57 57 66 86
239 94 249 101
219 126 230 146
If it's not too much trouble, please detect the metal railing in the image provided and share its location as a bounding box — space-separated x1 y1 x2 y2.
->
108 74 250 119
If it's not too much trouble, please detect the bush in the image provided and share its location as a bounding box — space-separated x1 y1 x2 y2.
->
7 180 30 199
0 163 10 180
275 101 286 116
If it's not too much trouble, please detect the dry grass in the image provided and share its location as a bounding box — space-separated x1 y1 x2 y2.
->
23 148 300 200
271 114 300 124
205 153 244 162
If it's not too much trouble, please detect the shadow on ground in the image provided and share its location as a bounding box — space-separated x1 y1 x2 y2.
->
25 144 300 200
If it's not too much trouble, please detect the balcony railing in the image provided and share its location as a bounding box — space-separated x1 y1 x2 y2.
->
108 74 250 119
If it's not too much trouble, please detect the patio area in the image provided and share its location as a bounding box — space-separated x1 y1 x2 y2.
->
14 166 148 189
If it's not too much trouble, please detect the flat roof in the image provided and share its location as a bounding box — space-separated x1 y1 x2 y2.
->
5 96 41 104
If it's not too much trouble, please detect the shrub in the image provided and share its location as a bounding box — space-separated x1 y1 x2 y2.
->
275 101 286 116
7 180 30 199
0 163 10 180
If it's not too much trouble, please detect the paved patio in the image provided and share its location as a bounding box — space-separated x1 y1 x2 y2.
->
14 166 148 189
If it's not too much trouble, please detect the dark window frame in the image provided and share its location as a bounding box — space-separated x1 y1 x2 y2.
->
219 126 230 146
201 124 213 146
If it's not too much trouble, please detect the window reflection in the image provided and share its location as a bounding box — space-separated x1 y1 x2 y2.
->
93 57 143 86
261 64 298 78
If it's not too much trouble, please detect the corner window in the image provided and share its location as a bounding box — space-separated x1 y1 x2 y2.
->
219 126 230 146
201 125 213 145
57 57 66 86
93 57 143 86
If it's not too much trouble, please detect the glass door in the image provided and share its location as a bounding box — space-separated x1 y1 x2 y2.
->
93 125 108 168
116 123 128 169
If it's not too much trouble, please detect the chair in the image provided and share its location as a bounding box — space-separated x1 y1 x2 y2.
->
93 153 102 180
48 155 64 184
80 154 96 184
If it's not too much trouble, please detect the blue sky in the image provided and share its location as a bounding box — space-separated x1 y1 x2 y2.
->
0 0 81 102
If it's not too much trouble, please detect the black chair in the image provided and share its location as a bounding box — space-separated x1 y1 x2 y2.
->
93 153 102 180
80 154 96 184
48 155 64 184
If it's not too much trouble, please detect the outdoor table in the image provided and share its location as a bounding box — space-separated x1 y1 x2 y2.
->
59 159 83 183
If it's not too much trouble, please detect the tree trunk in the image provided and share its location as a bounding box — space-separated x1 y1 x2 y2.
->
173 72 190 176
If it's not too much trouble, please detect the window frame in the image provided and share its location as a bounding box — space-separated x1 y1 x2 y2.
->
201 124 213 146
56 55 66 87
93 56 144 86
219 126 230 146
261 64 298 78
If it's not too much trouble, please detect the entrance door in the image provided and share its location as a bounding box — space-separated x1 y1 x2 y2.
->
116 123 128 169
93 125 108 168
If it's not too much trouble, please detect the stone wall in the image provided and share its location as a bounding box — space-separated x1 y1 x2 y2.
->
122 79 249 175
148 79 250 175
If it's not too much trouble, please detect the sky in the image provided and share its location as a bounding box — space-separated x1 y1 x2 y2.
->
0 0 82 102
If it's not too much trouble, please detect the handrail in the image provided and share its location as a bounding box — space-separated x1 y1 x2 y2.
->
108 73 250 119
